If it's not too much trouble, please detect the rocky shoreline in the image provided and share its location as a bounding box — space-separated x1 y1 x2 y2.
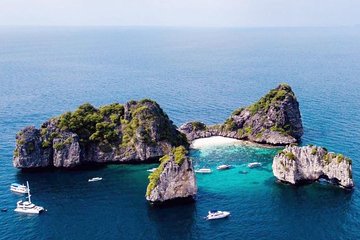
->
146 146 197 203
12 84 354 204
179 84 303 146
272 145 354 189
13 99 187 169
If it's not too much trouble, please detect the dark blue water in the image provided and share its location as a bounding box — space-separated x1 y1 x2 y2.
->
0 27 360 240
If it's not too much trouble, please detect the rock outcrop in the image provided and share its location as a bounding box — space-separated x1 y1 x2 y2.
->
13 99 187 168
272 145 354 189
179 84 303 145
146 146 197 203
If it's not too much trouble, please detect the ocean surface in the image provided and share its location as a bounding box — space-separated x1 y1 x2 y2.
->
0 26 360 240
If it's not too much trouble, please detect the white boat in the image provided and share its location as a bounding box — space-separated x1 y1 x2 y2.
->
205 210 231 220
88 177 102 182
10 183 28 194
216 164 231 170
248 162 262 168
14 181 44 214
195 168 212 174
147 168 157 173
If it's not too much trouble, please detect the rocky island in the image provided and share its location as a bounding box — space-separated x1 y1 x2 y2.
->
179 84 303 145
12 84 352 205
13 99 188 168
273 145 354 189
146 146 197 203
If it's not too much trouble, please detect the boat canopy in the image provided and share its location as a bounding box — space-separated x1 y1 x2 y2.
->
210 210 218 213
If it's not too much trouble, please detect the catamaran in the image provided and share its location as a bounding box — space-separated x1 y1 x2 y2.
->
14 181 44 214
10 183 28 194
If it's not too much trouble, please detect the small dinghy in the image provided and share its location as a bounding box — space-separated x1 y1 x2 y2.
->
10 183 28 194
147 168 157 173
195 168 212 174
14 181 44 214
88 177 102 182
216 164 231 170
205 210 231 220
248 162 262 168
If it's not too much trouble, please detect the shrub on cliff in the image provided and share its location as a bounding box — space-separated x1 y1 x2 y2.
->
146 146 188 197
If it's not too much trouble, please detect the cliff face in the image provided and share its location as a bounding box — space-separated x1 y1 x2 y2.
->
272 145 354 189
13 99 187 168
179 84 303 145
146 146 197 203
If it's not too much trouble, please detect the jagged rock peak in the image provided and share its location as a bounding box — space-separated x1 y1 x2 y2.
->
146 146 197 203
179 84 303 145
13 99 188 168
272 145 354 189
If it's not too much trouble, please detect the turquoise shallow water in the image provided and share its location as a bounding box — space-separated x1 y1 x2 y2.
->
0 27 360 239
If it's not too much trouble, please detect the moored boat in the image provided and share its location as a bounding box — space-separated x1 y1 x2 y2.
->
205 210 231 220
14 181 44 214
216 164 231 170
10 183 28 194
248 162 262 168
88 177 102 182
195 168 212 174
147 168 157 173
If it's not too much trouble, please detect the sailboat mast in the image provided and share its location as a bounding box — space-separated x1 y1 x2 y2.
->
26 181 31 203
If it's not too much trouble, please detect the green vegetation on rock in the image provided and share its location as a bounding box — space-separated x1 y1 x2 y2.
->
248 83 294 115
244 126 252 134
54 142 64 150
323 153 331 164
311 148 317 155
232 108 244 116
146 146 188 197
173 146 187 165
223 118 237 131
191 122 206 131
270 124 291 135
337 154 344 164
285 151 296 160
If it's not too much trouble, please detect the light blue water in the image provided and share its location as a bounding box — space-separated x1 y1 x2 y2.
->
0 27 360 239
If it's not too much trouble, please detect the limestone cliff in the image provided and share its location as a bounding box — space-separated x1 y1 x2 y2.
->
13 99 187 168
179 84 303 145
272 145 354 189
146 146 197 203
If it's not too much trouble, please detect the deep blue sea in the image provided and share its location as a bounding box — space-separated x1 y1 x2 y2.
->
0 27 360 240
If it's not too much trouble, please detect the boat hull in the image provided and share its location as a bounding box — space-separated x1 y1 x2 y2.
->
206 211 230 220
14 208 44 214
10 188 27 194
195 169 212 174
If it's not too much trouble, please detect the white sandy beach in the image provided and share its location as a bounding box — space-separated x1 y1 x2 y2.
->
190 136 278 149
191 136 243 149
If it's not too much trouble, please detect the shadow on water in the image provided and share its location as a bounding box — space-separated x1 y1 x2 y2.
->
269 179 354 239
144 201 197 240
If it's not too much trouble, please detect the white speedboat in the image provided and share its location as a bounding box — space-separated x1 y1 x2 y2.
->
205 210 231 220
147 168 157 173
14 182 44 214
10 183 28 194
195 168 212 174
216 164 231 170
88 177 102 182
248 162 262 168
